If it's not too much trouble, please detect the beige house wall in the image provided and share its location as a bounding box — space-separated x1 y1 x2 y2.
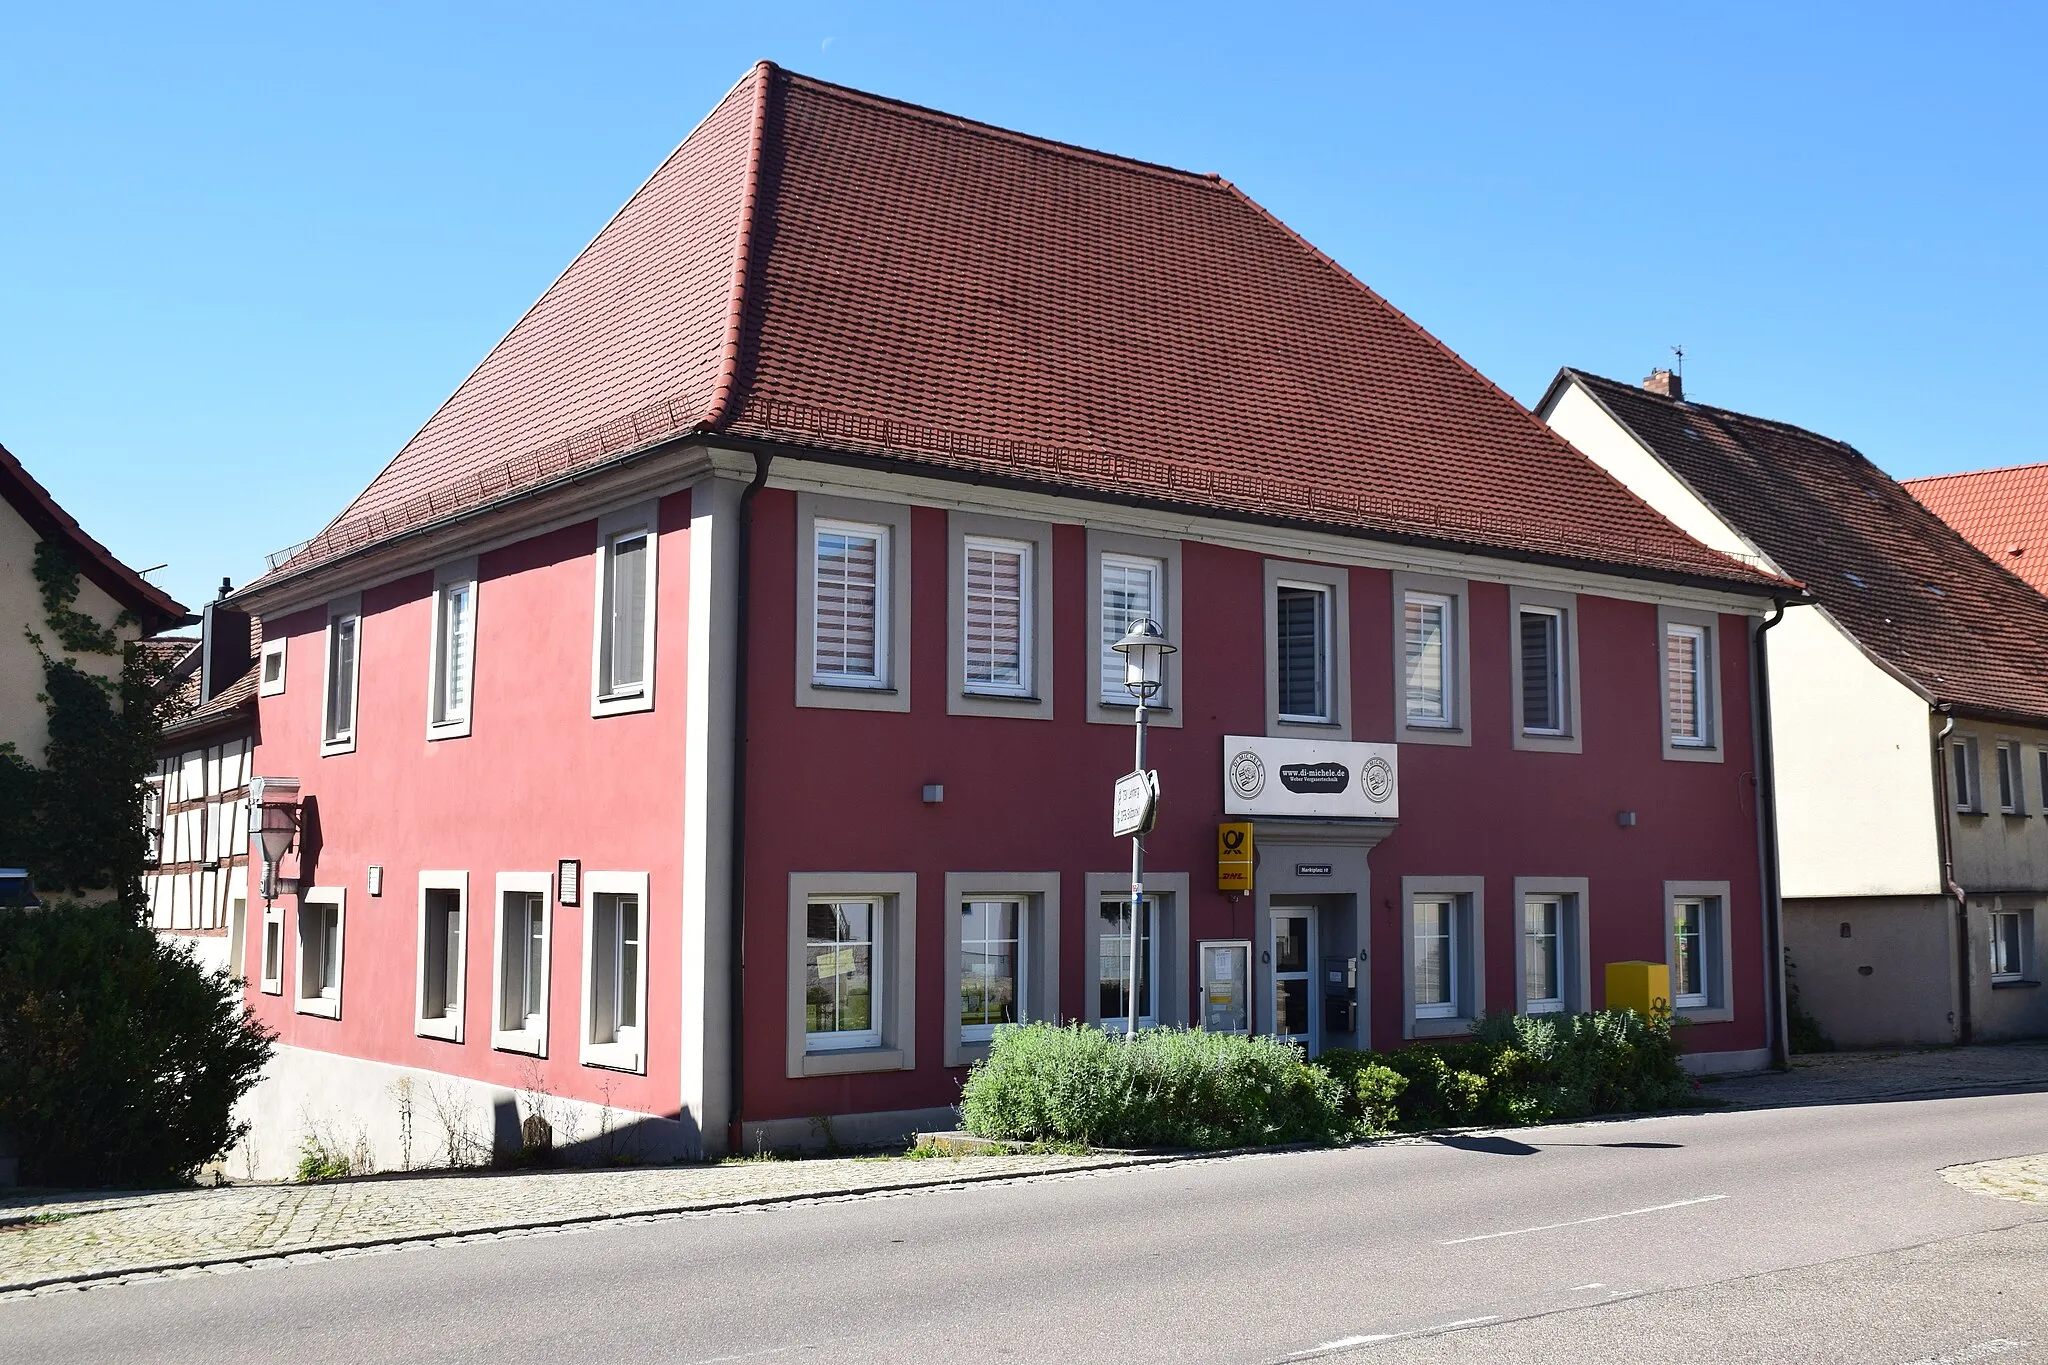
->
1785 896 1957 1048
0 495 137 765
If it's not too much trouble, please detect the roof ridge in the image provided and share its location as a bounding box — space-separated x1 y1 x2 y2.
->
774 64 1221 188
1569 368 1874 464
1902 460 2048 487
703 62 776 430
0 440 186 628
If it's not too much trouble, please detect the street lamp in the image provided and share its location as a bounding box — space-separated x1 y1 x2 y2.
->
1110 619 1176 1038
249 777 302 904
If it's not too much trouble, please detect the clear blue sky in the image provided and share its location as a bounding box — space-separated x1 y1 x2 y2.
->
4 2 2041 612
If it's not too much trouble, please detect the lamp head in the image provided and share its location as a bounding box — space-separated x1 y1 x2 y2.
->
1110 619 1176 702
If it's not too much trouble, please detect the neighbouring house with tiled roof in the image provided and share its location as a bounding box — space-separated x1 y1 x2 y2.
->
1905 463 2048 600
1541 368 2048 1049
143 583 261 976
223 63 1796 1172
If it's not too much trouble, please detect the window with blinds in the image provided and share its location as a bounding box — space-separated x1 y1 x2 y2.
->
963 536 1031 696
1099 554 1162 704
1404 591 1454 726
814 520 889 687
1666 623 1710 746
1519 607 1565 735
1276 583 1330 722
600 532 649 698
433 580 474 725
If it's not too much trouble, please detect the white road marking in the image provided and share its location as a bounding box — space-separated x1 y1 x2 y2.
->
1439 1194 1728 1245
1288 1318 1501 1358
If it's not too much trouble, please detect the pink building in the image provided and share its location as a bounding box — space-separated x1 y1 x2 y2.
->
226 64 1795 1171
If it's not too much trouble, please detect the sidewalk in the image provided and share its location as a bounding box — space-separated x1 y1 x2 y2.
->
7 1042 2047 1298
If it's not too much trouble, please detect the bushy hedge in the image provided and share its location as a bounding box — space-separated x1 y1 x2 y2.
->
959 1023 1348 1149
0 901 275 1187
959 1009 1694 1150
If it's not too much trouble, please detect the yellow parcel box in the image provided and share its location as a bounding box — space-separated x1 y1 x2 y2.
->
1605 960 1670 1018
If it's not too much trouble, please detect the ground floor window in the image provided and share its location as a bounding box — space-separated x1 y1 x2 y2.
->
1515 879 1589 1016
1665 881 1733 1020
294 890 344 1019
417 875 466 1042
259 903 283 995
960 897 1023 1042
1403 877 1484 1037
1992 908 2033 983
1413 897 1461 1019
806 898 881 1050
786 874 917 1078
493 874 551 1055
1098 896 1157 1030
582 873 650 1072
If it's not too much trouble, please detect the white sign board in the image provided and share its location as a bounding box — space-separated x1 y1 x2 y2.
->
1112 770 1159 837
1221 735 1398 820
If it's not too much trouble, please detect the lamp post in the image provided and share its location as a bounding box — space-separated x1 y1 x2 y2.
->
249 777 302 905
1110 619 1176 1038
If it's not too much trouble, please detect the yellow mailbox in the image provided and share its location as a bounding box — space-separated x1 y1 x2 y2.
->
1605 960 1670 1018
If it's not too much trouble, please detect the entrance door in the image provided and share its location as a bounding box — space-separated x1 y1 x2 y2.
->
1271 905 1314 1050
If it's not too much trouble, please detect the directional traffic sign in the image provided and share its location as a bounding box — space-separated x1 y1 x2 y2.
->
1112 770 1159 838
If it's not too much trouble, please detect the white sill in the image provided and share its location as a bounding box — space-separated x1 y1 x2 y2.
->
580 1040 645 1074
1673 1004 1734 1024
319 735 356 758
416 1014 462 1042
799 1045 906 1077
961 689 1041 703
811 678 895 693
493 1029 546 1057
1524 1001 1565 1015
593 688 654 717
427 717 472 742
1405 717 1457 730
295 994 341 1019
260 979 282 996
1277 715 1339 727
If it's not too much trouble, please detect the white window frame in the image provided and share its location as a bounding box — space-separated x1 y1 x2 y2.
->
1402 590 1457 731
1265 560 1350 737
949 513 1054 718
1402 877 1484 1038
259 900 284 995
427 558 478 740
414 871 468 1042
785 873 917 1077
1989 906 2034 985
943 872 1060 1067
1088 530 1183 728
491 871 553 1056
812 518 891 690
1083 871 1190 1029
1659 606 1725 763
579 870 651 1073
1664 881 1734 1022
319 596 361 757
796 494 913 713
258 636 287 697
1952 735 1984 814
1393 572 1472 747
293 886 346 1019
2038 750 2048 818
1509 586 1581 753
590 503 659 717
1513 877 1590 1016
1996 740 2025 815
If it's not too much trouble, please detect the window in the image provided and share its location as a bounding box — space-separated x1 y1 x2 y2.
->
1666 624 1710 746
1276 583 1332 723
1997 743 2024 814
813 520 889 688
429 564 477 737
1404 591 1455 727
1519 607 1566 735
493 874 551 1055
1098 896 1157 1031
1991 909 2032 983
959 898 1023 1042
1665 882 1732 1019
963 537 1031 697
258 638 287 697
294 889 345 1018
805 898 881 1050
320 600 361 755
1953 737 1983 813
600 535 650 696
785 873 917 1077
1524 896 1564 1012
1404 877 1484 1037
582 872 649 1071
1100 554 1163 706
260 905 283 994
2039 751 2048 817
415 874 466 1042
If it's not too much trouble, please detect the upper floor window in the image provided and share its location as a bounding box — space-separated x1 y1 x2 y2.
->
1997 742 2025 814
1403 591 1455 728
1099 553 1163 706
1275 582 1332 723
1518 607 1566 736
1953 736 1983 813
429 563 477 738
1992 908 2033 984
963 537 1031 697
1666 624 1710 746
258 637 287 696
321 598 361 756
591 503 659 717
814 520 889 688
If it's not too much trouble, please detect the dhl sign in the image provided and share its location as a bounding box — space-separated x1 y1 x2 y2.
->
1218 821 1254 893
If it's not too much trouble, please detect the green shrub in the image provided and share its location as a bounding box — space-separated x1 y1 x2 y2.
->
295 1135 354 1182
960 1022 1348 1149
1317 1050 1408 1135
0 901 275 1187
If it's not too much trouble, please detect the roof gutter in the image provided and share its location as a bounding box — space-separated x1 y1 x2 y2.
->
1751 599 1791 1069
1932 709 1972 1046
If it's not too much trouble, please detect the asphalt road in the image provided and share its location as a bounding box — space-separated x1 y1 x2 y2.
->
7 1090 2048 1364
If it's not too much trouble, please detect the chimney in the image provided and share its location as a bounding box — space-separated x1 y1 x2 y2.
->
199 600 253 706
1643 368 1683 401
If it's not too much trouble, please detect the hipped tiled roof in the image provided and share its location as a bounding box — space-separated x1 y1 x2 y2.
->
258 63 1783 596
1904 463 2048 600
1562 370 2048 725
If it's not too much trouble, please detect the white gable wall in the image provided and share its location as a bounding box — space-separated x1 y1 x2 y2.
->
0 495 135 764
1543 377 1941 900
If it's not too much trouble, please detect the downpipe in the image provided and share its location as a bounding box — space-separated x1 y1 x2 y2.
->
1752 600 1790 1069
1932 711 1972 1045
726 453 773 1157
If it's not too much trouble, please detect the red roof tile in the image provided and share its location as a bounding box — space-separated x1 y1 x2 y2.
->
1559 370 2048 726
1904 464 2048 599
261 64 1783 596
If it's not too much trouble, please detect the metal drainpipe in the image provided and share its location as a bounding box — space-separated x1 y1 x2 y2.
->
1932 711 1972 1045
726 453 773 1157
1752 600 1790 1069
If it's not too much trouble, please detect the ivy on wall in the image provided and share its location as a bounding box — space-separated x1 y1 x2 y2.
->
0 543 179 902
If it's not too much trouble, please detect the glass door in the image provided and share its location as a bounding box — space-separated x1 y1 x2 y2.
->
1271 906 1314 1049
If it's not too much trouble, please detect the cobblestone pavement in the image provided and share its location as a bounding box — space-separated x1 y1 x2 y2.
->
1944 1153 2048 1204
7 1044 2046 1296
0 1151 1149 1293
